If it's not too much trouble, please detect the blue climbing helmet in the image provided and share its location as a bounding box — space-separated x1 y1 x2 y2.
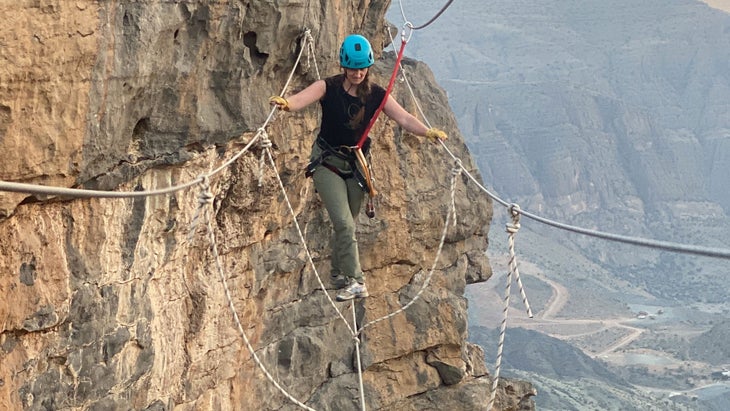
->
339 34 374 69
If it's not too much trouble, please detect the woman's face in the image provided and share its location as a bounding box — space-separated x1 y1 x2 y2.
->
344 67 368 85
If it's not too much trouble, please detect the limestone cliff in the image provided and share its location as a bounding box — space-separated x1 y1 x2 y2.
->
0 1 534 410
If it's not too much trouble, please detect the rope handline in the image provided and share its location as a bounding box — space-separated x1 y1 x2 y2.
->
185 29 336 411
396 0 456 30
304 30 322 80
357 159 461 334
385 24 730 261
187 175 214 242
487 237 513 411
193 180 317 411
0 29 316 201
262 142 355 336
258 128 273 186
278 29 315 97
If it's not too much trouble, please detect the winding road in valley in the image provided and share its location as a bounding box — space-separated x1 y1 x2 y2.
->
501 269 645 358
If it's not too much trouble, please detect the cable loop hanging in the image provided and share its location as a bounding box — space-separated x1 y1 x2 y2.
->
397 0 455 30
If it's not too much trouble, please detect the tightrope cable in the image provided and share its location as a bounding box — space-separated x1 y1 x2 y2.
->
438 142 730 260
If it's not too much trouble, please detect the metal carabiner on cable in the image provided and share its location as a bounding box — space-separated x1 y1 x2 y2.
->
401 21 414 43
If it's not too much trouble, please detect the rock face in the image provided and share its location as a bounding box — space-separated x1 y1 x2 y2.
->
0 1 534 410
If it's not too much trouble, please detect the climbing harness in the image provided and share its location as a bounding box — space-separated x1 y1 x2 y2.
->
305 137 375 195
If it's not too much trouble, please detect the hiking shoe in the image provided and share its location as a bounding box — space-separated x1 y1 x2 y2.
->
336 279 369 301
330 273 348 289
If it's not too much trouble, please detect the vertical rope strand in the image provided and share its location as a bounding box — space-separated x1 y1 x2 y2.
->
358 160 461 332
487 228 515 411
508 204 533 318
196 181 316 411
263 146 355 335
352 303 367 411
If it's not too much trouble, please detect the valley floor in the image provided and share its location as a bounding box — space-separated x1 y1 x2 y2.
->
467 253 730 407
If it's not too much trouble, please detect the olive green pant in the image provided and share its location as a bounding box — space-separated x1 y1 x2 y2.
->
311 145 365 283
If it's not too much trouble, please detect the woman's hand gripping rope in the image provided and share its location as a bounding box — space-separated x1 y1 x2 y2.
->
425 127 448 143
269 95 290 111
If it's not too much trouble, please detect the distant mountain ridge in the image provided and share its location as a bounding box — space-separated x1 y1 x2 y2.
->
388 0 730 300
388 1 730 410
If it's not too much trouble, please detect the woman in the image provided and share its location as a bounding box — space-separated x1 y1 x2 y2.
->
270 34 447 301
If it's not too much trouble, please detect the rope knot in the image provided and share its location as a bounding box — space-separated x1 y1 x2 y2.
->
451 159 463 176
506 203 521 234
197 177 214 206
258 128 272 149
506 221 521 234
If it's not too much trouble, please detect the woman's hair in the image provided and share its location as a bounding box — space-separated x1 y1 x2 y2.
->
343 70 371 130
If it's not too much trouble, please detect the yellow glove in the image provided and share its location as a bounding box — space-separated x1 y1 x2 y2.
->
425 128 448 143
269 95 290 111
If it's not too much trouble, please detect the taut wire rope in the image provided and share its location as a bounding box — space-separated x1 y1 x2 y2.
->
438 146 730 260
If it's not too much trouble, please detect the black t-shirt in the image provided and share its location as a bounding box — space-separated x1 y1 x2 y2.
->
318 74 386 147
